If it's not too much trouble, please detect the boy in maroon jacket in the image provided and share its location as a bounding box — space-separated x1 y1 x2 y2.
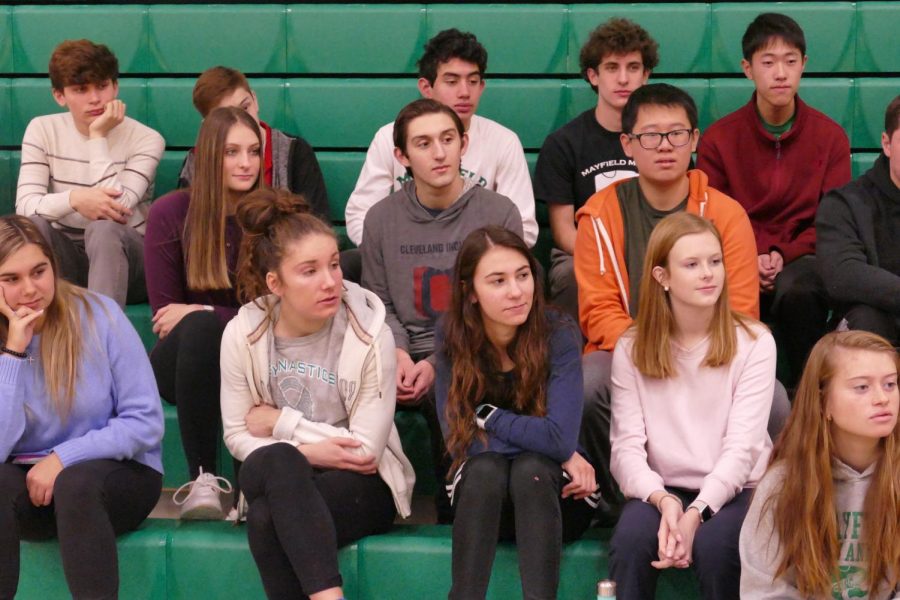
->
697 12 850 386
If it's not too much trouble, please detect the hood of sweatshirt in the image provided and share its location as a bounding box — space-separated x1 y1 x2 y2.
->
866 153 900 204
397 177 481 225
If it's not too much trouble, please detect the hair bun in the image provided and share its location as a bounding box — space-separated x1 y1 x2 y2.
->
235 188 310 235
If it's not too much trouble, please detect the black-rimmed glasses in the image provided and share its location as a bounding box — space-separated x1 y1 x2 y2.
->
628 129 693 150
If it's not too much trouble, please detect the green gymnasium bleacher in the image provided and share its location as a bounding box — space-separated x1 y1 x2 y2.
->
2 2 897 598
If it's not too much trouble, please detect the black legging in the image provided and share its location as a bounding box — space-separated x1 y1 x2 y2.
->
0 459 162 600
240 443 396 599
449 452 594 600
150 309 225 478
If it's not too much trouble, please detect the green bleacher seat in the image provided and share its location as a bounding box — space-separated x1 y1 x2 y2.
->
705 78 854 136
427 4 568 75
146 5 287 73
317 151 365 220
124 302 155 351
709 2 857 74
165 521 358 600
0 79 10 147
357 526 700 599
145 78 203 148
851 152 878 179
568 4 712 74
854 78 899 150
0 8 10 73
475 80 566 150
19 520 702 599
19 520 170 600
10 6 149 74
285 79 418 148
287 5 426 74
156 150 186 197
855 2 900 73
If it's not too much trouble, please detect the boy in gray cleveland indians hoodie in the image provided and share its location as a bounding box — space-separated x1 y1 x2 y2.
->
359 98 523 522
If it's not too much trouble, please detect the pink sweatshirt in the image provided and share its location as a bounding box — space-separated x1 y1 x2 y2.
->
610 322 775 512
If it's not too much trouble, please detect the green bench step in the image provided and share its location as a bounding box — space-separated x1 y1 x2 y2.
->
20 521 701 599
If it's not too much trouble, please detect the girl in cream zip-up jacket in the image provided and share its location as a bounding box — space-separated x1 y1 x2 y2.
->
220 282 415 518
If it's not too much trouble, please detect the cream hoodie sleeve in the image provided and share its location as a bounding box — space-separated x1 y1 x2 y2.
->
220 318 398 463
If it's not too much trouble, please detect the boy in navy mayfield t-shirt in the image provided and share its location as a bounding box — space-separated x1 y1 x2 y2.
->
534 18 658 321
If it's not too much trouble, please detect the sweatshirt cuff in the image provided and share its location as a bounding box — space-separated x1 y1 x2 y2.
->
53 438 89 468
0 354 26 384
697 477 732 514
273 407 303 441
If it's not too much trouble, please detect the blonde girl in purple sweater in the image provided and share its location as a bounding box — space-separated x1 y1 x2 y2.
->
608 212 776 599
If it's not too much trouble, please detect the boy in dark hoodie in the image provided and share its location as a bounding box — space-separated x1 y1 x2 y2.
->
817 95 900 344
360 98 522 521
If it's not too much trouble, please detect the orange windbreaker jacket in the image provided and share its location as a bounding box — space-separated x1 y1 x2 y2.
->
574 169 760 353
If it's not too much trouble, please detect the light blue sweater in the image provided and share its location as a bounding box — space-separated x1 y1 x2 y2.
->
0 293 163 473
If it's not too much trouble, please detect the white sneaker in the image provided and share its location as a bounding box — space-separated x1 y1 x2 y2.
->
172 468 233 520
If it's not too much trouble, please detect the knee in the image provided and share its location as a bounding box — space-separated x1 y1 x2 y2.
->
240 443 312 495
843 304 898 342
53 465 103 511
175 310 223 346
84 220 129 252
245 495 274 533
692 530 739 575
508 452 559 499
460 453 508 496
27 215 54 239
0 464 25 505
610 500 659 559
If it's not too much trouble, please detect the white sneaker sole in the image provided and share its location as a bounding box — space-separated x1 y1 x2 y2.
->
179 504 225 520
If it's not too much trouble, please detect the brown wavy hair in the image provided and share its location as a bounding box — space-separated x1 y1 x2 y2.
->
234 188 332 339
442 226 549 474
0 216 97 417
631 212 756 378
763 331 900 596
184 106 262 290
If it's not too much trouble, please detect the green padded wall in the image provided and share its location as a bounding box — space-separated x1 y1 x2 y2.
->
568 4 712 74
11 6 150 73
146 5 287 73
0 152 11 216
709 2 857 73
0 8 11 73
851 152 878 179
856 2 900 73
427 4 568 74
285 79 419 148
855 78 899 149
288 5 426 74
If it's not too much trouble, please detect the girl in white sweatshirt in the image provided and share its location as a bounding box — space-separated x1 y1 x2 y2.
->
740 330 900 599
609 212 775 599
220 188 414 600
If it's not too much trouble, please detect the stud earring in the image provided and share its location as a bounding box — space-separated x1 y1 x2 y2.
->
664 285 670 292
